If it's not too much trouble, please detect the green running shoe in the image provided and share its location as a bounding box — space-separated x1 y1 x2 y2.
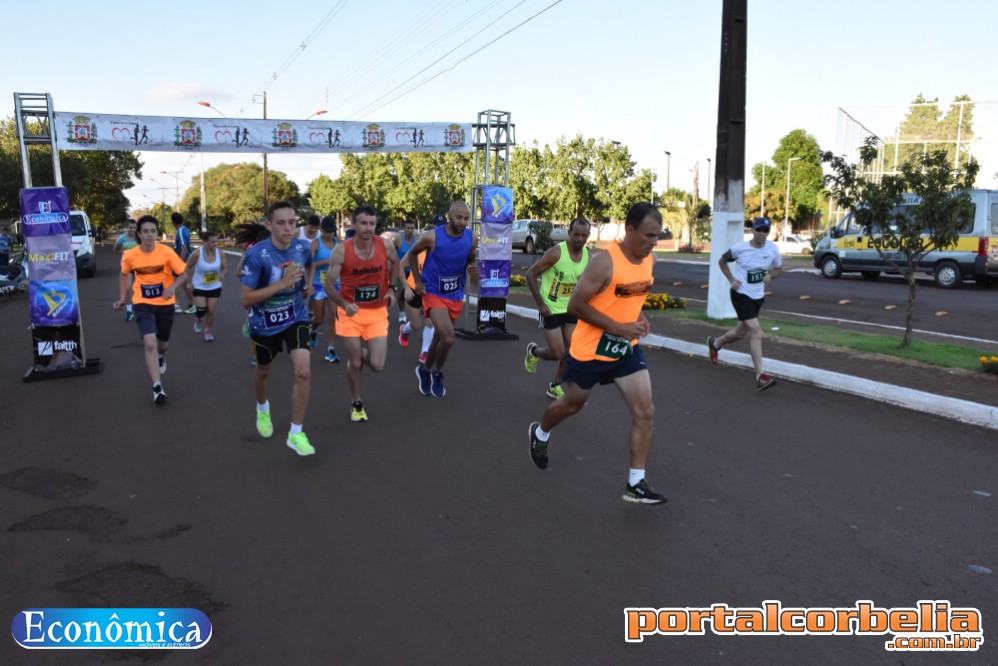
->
286 431 315 456
256 410 273 438
546 383 564 399
524 342 539 373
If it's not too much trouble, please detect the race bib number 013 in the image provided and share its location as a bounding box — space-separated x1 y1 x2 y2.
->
596 332 633 359
140 283 164 299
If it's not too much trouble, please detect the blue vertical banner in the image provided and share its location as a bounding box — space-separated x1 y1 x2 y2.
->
477 186 514 333
20 186 87 373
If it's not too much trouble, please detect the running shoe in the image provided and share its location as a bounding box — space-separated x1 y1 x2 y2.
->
546 383 564 399
324 348 340 363
310 332 318 349
125 311 135 322
183 305 197 315
706 336 719 364
194 317 204 334
524 342 539 373
256 410 273 438
756 373 777 392
242 319 251 338
351 402 368 422
158 358 167 375
418 351 428 364
153 384 167 405
286 432 315 456
528 422 548 470
430 370 446 397
415 364 431 396
204 330 215 342
398 311 407 324
398 324 410 348
623 478 667 504
174 304 184 314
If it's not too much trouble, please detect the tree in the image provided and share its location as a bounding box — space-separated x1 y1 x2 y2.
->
0 118 143 230
769 129 824 234
176 162 300 235
887 95 974 173
823 136 979 348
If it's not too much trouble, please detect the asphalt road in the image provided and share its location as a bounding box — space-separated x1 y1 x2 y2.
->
2 246 996 664
648 256 998 346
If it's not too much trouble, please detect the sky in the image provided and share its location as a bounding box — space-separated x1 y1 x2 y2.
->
4 0 998 215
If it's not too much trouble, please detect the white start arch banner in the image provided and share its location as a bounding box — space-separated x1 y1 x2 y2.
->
52 112 473 154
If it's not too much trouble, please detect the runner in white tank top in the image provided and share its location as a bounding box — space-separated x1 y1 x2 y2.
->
183 230 228 341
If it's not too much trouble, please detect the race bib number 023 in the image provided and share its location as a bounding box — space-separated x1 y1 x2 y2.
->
263 302 294 326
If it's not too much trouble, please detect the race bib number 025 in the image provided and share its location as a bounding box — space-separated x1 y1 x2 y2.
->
439 275 461 294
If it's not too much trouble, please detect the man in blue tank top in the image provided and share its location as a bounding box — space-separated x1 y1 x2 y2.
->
406 201 478 397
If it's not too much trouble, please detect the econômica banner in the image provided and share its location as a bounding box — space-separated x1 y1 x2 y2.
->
20 186 86 371
477 186 514 330
53 112 473 154
11 608 211 649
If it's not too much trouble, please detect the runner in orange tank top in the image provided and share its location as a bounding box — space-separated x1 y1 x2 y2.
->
325 205 400 422
527 202 668 505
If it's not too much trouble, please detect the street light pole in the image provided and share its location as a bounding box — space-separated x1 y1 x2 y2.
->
706 157 712 202
784 157 801 239
160 170 182 205
664 151 671 190
262 92 268 211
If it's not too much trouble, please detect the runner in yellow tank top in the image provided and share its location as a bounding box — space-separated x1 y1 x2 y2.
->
524 218 592 399
527 202 667 505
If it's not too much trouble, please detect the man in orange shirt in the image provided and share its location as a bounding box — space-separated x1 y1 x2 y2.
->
113 215 190 404
527 202 667 505
325 205 399 422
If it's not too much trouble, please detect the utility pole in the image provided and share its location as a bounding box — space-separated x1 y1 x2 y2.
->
262 91 269 211
707 0 746 319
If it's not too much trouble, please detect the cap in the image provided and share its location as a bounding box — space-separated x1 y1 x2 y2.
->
752 217 772 231
320 216 337 232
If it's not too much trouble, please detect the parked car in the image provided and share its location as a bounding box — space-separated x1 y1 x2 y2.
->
511 219 568 254
69 210 96 277
774 234 812 255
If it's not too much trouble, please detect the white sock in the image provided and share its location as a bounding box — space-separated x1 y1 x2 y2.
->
535 425 550 441
402 322 411 335
289 423 303 435
257 400 269 414
629 469 645 486
126 304 133 312
421 325 434 354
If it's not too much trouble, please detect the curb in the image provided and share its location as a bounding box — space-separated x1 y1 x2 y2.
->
483 298 998 433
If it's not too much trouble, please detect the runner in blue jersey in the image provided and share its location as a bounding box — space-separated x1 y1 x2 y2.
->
240 201 316 456
310 215 340 362
407 200 478 397
393 219 419 324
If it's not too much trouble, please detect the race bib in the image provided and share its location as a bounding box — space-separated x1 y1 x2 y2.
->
558 282 576 297
747 269 766 284
202 271 218 285
439 275 461 294
355 284 380 303
141 283 164 299
263 302 294 327
319 269 328 285
596 332 633 359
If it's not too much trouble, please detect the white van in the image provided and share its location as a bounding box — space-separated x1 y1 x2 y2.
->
813 189 998 288
69 210 96 277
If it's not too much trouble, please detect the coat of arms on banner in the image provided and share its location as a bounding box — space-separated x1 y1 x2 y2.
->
363 123 386 149
445 124 466 149
64 116 97 144
174 120 202 148
272 123 298 148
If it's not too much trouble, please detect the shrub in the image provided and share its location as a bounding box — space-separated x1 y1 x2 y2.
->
642 293 687 311
979 355 998 375
509 274 526 287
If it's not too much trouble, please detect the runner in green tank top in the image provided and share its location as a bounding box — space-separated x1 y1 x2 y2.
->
524 218 592 398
